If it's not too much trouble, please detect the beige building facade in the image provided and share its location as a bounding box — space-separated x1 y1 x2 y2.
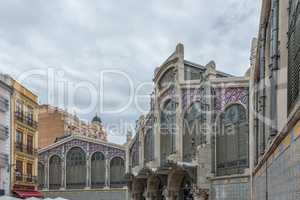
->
38 104 107 149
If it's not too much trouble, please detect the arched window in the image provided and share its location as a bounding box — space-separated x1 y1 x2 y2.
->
110 157 125 188
216 104 249 176
49 155 62 190
66 147 86 189
91 152 106 188
38 162 44 190
158 68 175 90
131 138 139 167
160 99 176 164
183 102 206 162
144 128 154 162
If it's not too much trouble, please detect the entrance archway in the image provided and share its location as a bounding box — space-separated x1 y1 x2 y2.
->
146 175 162 200
132 178 147 200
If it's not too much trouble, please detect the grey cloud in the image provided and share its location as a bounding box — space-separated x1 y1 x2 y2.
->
0 0 260 144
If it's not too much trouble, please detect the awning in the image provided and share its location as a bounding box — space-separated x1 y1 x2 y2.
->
13 190 43 199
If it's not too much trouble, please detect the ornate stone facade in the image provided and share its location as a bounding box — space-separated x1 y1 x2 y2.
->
126 44 250 200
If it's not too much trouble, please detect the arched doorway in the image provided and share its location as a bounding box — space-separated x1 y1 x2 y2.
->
147 175 162 200
49 155 62 190
91 152 106 188
66 147 86 189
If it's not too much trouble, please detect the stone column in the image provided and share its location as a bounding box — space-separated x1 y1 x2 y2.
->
105 157 110 188
60 146 66 190
60 156 66 189
86 145 91 189
44 160 49 190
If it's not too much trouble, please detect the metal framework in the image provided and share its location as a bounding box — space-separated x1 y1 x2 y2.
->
183 102 206 162
91 152 106 188
66 147 86 189
49 155 62 190
216 104 249 176
288 0 300 110
110 157 125 188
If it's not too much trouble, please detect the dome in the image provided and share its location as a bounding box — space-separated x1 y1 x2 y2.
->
92 114 102 124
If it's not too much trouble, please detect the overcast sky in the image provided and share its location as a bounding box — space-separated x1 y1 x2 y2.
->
0 0 260 144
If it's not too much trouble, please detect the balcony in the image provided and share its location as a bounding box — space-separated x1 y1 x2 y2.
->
15 143 37 156
0 125 8 140
15 174 37 184
15 112 38 129
0 96 9 112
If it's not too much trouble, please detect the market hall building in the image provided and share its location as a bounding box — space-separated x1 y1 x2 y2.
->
37 134 127 200
125 44 250 200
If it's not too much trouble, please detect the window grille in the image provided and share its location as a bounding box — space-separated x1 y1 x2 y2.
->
110 157 125 188
144 128 154 162
91 152 105 188
183 102 206 162
216 104 249 176
49 155 62 190
288 0 300 110
160 99 176 164
66 147 86 189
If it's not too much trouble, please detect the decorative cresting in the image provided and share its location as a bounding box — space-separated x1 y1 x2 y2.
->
66 147 86 189
91 152 105 188
38 162 45 190
183 102 207 162
216 104 249 176
110 157 125 188
214 87 248 111
160 99 176 165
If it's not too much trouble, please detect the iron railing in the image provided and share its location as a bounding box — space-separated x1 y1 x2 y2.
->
15 112 38 129
15 174 37 184
15 142 37 156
